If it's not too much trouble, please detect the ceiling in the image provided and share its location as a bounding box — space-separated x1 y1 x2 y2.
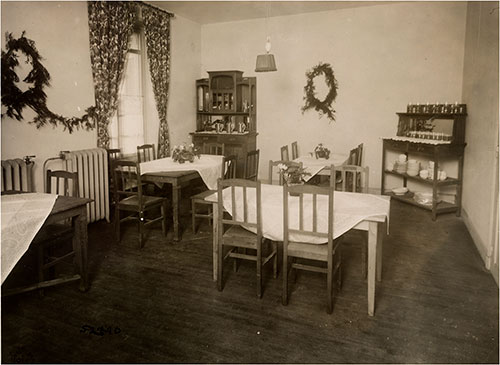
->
148 1 395 24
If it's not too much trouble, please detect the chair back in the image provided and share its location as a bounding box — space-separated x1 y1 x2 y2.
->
137 144 156 163
268 160 303 185
113 160 144 209
244 149 260 181
223 155 237 179
204 142 225 155
291 141 299 160
280 145 290 161
217 178 262 237
336 165 369 193
283 183 334 249
348 143 363 166
46 170 79 197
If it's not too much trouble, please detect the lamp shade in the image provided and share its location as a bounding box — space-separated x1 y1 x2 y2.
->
255 53 277 72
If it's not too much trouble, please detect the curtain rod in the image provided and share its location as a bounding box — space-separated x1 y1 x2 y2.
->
137 1 175 17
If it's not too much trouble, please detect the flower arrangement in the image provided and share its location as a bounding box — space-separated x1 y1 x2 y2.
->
278 163 311 185
172 144 200 164
314 143 330 159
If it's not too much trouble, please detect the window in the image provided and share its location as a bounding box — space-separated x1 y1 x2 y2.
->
109 30 146 155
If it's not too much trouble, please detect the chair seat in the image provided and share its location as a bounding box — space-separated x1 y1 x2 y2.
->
223 225 259 249
191 189 216 202
287 239 341 261
117 194 166 210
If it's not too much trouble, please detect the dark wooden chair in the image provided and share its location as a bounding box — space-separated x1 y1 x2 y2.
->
217 178 277 298
35 170 80 295
268 160 302 185
191 155 236 233
280 145 290 161
137 144 156 163
113 160 168 248
282 176 342 314
291 141 299 160
203 142 225 155
244 149 260 181
107 148 122 209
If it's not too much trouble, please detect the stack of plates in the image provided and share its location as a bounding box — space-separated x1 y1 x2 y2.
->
407 160 420 176
394 161 407 174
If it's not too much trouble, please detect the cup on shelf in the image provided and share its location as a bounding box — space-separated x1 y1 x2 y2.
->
398 154 407 163
419 170 429 179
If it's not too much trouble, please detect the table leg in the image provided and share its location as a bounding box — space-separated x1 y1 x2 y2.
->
73 206 89 292
172 182 181 242
376 219 385 282
212 202 219 282
367 221 378 316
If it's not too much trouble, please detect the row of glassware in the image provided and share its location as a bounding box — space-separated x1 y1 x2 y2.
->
406 102 466 114
389 156 447 180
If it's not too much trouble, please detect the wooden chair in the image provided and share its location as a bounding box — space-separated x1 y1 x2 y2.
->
282 179 342 314
107 148 122 208
348 143 363 166
291 141 299 160
113 160 168 248
203 142 225 155
268 160 302 185
280 145 290 161
217 178 277 298
35 170 80 295
244 149 260 181
137 144 156 163
191 155 236 233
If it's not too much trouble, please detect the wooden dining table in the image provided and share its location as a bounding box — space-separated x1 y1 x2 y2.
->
140 155 224 242
205 184 390 316
294 154 349 181
1 193 91 296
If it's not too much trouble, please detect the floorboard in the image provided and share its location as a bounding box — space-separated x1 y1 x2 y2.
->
2 199 498 364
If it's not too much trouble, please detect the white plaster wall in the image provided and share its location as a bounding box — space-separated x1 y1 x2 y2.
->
461 2 499 267
1 1 96 192
201 2 467 186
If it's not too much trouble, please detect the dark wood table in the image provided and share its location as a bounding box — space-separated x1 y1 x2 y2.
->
2 195 91 296
142 171 200 242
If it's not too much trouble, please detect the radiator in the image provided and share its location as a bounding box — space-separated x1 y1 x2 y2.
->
1 157 35 193
62 148 110 223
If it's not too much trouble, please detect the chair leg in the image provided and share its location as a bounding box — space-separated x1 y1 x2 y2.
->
162 201 168 237
233 248 239 272
191 200 196 233
139 212 145 248
256 240 262 298
327 261 333 314
361 235 367 279
217 242 223 292
282 252 288 306
272 241 278 279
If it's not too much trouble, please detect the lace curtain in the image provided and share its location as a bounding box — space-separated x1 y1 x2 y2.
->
87 1 136 149
142 6 172 158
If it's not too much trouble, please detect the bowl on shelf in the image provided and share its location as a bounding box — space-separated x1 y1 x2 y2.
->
414 192 440 205
392 187 409 196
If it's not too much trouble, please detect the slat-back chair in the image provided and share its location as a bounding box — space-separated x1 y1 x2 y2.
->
107 148 122 209
35 170 80 295
113 160 168 248
280 145 290 161
137 144 156 163
291 141 299 160
204 142 225 155
268 160 303 185
244 149 260 181
282 176 342 314
217 178 277 298
191 155 236 233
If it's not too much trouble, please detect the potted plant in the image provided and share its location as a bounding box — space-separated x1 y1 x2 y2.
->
172 144 200 164
278 163 311 186
314 143 330 159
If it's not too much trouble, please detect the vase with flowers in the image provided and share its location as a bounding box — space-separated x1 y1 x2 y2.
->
172 144 200 164
277 163 311 186
314 143 330 159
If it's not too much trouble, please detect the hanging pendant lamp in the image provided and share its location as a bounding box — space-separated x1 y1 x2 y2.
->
255 36 277 72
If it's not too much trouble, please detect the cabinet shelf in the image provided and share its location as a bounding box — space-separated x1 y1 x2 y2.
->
386 192 459 213
384 170 460 186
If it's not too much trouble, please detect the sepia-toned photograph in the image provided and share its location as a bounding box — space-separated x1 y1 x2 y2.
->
1 0 498 363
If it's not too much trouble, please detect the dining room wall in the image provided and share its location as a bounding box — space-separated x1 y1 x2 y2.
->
200 1 467 187
1 1 200 193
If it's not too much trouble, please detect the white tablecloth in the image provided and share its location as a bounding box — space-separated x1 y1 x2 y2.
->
1 193 57 283
294 154 349 181
215 184 390 243
140 154 224 190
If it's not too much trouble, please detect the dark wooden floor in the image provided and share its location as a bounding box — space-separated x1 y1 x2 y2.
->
2 197 498 364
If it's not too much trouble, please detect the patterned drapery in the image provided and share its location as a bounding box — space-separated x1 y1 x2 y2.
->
87 1 136 149
142 6 172 158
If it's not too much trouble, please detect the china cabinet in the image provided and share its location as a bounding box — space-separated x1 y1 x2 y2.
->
191 71 257 177
381 108 466 220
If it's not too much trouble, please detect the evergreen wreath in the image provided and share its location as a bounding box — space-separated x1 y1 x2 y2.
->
1 32 96 133
301 62 338 122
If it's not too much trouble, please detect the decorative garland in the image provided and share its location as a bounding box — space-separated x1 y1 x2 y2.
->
1 32 96 133
301 62 338 122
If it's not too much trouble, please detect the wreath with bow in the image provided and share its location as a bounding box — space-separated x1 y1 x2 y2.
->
1 32 96 133
301 62 338 122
